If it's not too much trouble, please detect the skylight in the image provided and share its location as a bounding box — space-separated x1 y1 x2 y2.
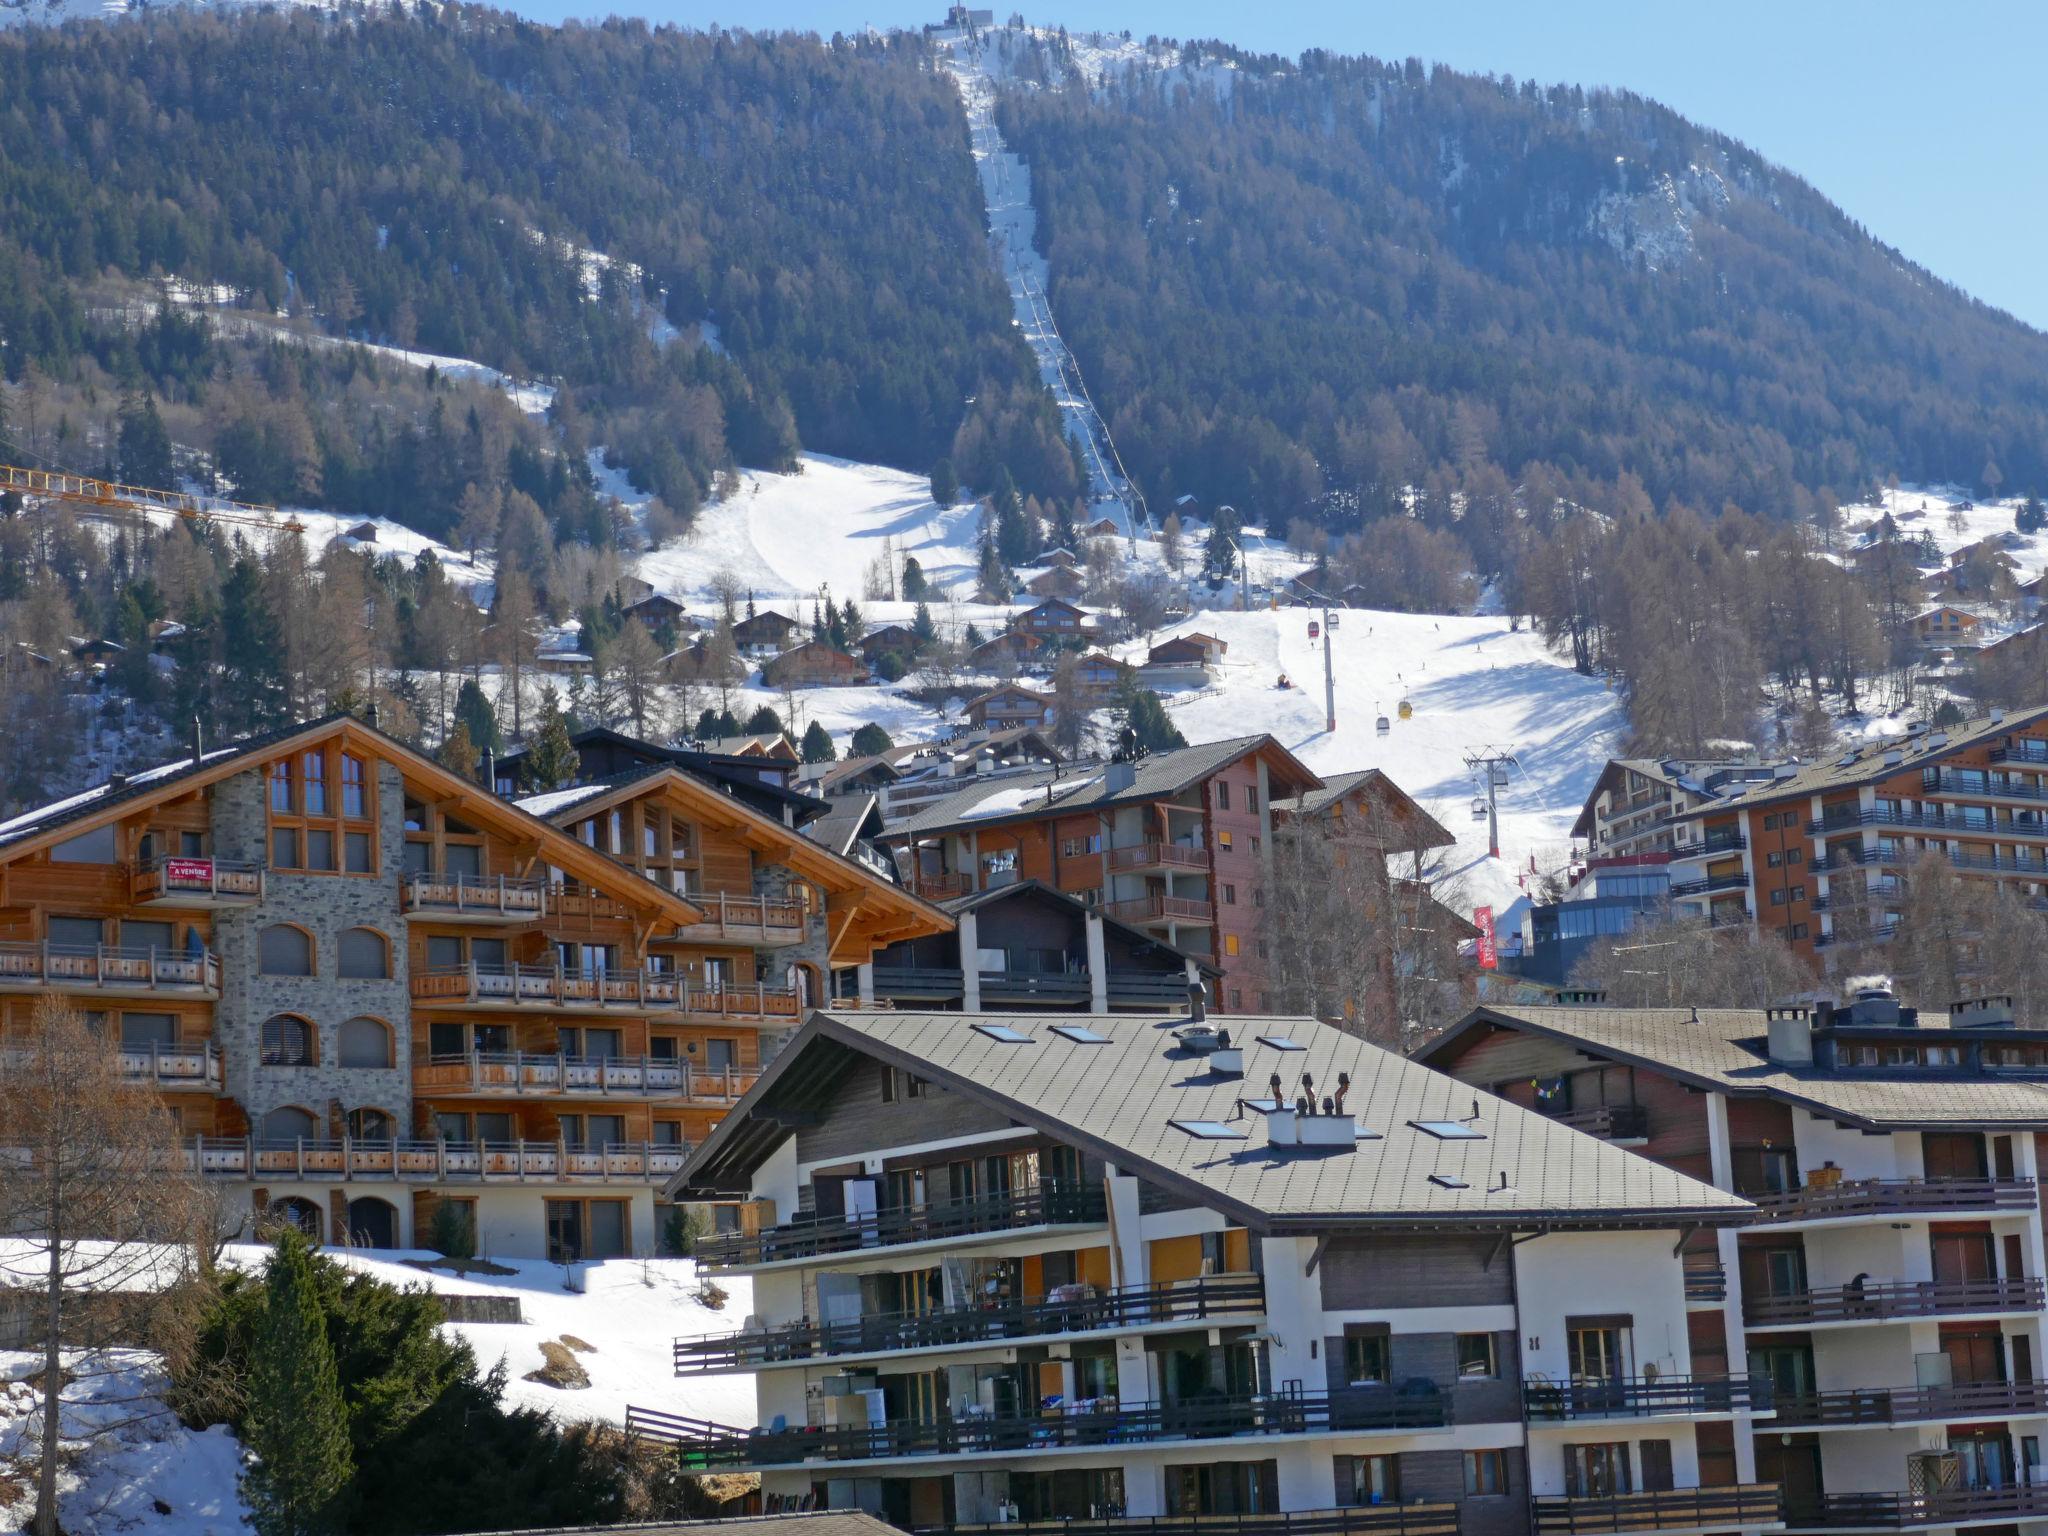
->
1256 1035 1305 1052
1050 1024 1111 1045
1410 1120 1486 1140
1429 1174 1470 1190
1171 1119 1247 1141
1354 1126 1384 1141
972 1023 1034 1044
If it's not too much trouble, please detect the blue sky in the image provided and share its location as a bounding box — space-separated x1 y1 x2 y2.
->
505 0 2048 332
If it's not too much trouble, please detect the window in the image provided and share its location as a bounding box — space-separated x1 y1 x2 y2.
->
270 760 294 813
345 832 373 873
881 1067 898 1103
1246 787 1259 814
1770 889 1788 906
119 1012 177 1049
1565 1444 1631 1498
258 925 313 976
261 1105 318 1141
48 915 105 949
1343 1325 1390 1385
1766 851 1783 868
304 828 335 871
1229 988 1243 1009
261 1015 316 1066
1250 835 1260 855
1411 1120 1486 1140
1256 939 1269 959
1217 830 1234 851
1051 1024 1112 1044
1787 846 1804 864
1790 885 1806 903
1790 923 1809 940
1217 782 1231 811
338 928 390 979
1170 1120 1246 1140
972 1023 1033 1043
1464 1450 1509 1497
1224 934 1240 956
346 1107 394 1140
1253 889 1264 908
1457 1333 1500 1378
1337 1455 1399 1507
341 754 368 817
271 827 299 869
1257 1034 1305 1052
1568 1319 1633 1381
337 1017 392 1068
1222 883 1236 905
301 752 328 815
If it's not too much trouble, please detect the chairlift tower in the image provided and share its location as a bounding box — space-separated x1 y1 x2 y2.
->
1462 748 1520 860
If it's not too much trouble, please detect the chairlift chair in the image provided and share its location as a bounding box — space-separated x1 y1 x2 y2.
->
1470 798 1488 822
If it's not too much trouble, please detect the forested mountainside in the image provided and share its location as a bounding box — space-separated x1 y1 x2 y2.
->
994 39 2048 545
0 8 1077 537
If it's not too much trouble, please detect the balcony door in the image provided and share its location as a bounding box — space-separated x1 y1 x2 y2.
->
1563 1442 1632 1498
1756 1435 1825 1521
1953 1429 2015 1490
1932 1227 1997 1286
1567 1316 1634 1383
1741 1243 1807 1299
1942 1327 2008 1386
1925 1133 1990 1180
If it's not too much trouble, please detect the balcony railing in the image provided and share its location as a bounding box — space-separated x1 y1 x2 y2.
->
1772 1378 2048 1428
0 942 220 996
628 1384 1452 1469
1107 841 1211 873
1539 1104 1650 1141
869 968 1195 1007
1814 921 1901 950
694 1184 1109 1270
1104 894 1214 926
401 872 547 920
119 1039 225 1090
410 964 800 1019
930 1507 1461 1536
1531 1484 1782 1535
1809 809 2048 841
130 855 264 905
687 892 808 945
673 1275 1265 1374
1743 1176 2037 1224
1745 1276 2046 1327
1784 1484 2048 1529
1668 871 1750 898
1924 768 2048 805
907 871 974 900
1523 1375 1770 1421
1683 1257 1728 1303
412 1051 758 1102
1991 741 2048 766
1106 972 1202 1004
185 1136 688 1182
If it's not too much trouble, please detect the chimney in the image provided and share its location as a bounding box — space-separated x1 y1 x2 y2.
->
483 747 497 793
191 716 204 766
1991 707 2006 725
1103 760 1137 794
1185 979 1207 1024
1210 1027 1243 1077
107 772 129 792
1844 977 1903 1026
1766 1005 1813 1065
366 699 379 728
1951 996 2017 1030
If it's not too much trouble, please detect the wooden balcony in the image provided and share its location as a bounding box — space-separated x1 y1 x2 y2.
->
1104 893 1214 927
684 893 808 947
628 1384 1452 1469
401 873 547 923
119 1040 225 1092
185 1136 688 1183
1531 1485 1781 1535
695 1184 1109 1270
412 1051 759 1103
130 856 264 907
0 942 219 999
1743 1176 2037 1225
1773 1377 2048 1428
409 964 800 1021
1745 1276 2046 1328
673 1274 1265 1374
1106 840 1211 874
907 870 973 900
1522 1375 1769 1421
1540 1104 1650 1142
931 1507 1461 1536
1783 1483 2048 1529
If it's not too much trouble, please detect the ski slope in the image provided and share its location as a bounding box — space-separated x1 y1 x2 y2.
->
1127 608 1628 914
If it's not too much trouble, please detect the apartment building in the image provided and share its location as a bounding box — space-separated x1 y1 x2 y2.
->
1424 987 2048 1533
0 715 943 1259
1571 759 1793 863
632 1007 1777 1536
1664 706 2048 960
877 736 1322 1012
851 880 1219 1013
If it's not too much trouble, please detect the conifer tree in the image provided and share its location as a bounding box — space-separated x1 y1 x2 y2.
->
117 390 175 490
850 721 894 757
799 720 835 762
453 677 499 754
900 556 929 601
436 720 478 781
242 1229 355 1536
838 599 865 644
911 601 938 650
929 458 958 507
524 686 579 791
745 704 782 736
220 555 289 734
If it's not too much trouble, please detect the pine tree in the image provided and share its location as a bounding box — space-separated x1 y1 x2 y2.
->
745 704 782 736
453 677 499 754
911 601 938 650
929 458 958 507
524 686 579 791
242 1230 354 1536
838 599 865 643
901 556 929 601
117 390 175 490
220 555 289 734
437 720 479 781
799 720 835 762
850 722 894 757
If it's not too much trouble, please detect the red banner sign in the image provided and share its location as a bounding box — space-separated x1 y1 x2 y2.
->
1474 906 1497 970
164 857 214 885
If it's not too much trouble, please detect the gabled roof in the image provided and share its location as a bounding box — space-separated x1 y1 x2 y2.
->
677 1010 1749 1231
1018 596 1087 618
802 793 887 858
1706 705 2048 811
963 684 1054 710
1270 768 1455 855
1424 1005 2048 1132
0 715 701 926
1568 758 1680 840
880 734 1323 842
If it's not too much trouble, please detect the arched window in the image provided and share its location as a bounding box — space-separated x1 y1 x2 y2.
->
261 1105 318 1141
268 1196 322 1241
258 924 313 977
337 927 390 980
337 1017 392 1069
345 1197 397 1249
260 1015 316 1066
346 1107 395 1140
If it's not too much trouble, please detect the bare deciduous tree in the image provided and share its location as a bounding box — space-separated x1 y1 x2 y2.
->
1567 916 1814 1008
0 999 211 1536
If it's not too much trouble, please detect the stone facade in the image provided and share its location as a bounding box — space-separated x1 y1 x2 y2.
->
210 762 412 1137
753 856 831 1061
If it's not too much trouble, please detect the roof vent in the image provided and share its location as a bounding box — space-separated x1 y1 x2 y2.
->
1844 977 1903 1027
1837 753 1858 768
1103 761 1137 795
1772 762 1798 779
1263 1071 1354 1148
1951 996 2017 1029
1907 720 1929 736
1928 732 1948 749
1556 988 1606 1006
1991 707 2006 724
107 772 128 792
1766 1007 1813 1066
1882 750 1904 768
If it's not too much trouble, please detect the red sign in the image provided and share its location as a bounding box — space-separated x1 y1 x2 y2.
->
164 857 215 885
1474 906 1497 970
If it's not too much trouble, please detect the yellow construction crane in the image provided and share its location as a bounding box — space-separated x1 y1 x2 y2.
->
0 462 308 536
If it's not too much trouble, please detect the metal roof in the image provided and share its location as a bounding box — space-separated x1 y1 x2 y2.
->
1270 767 1456 854
880 734 1320 842
1430 1005 2048 1131
678 1009 1750 1232
1706 704 2048 812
